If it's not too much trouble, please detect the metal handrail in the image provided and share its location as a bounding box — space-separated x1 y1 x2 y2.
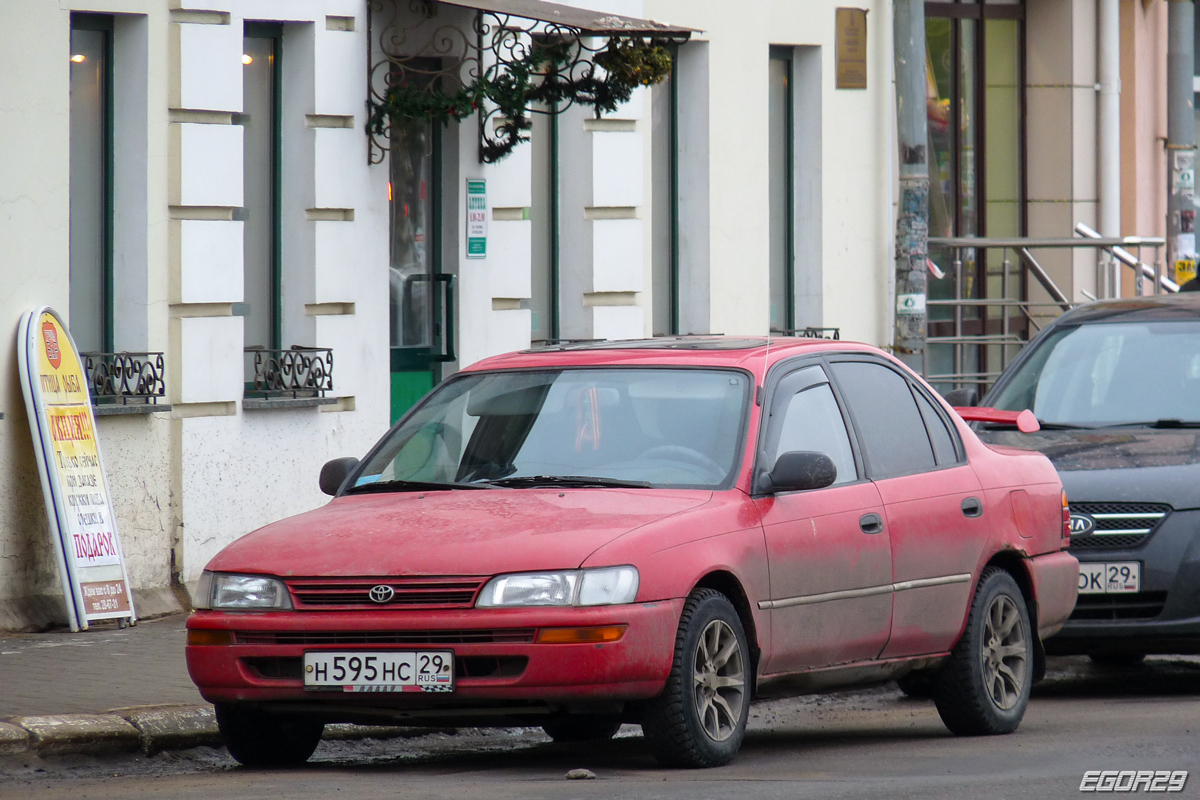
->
924 228 1168 394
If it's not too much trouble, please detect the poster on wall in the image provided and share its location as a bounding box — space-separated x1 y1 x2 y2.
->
466 178 488 258
17 307 137 632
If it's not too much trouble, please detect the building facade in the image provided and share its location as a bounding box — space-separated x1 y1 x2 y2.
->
0 0 1181 629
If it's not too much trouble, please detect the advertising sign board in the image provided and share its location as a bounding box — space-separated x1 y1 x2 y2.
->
17 308 137 631
466 178 487 258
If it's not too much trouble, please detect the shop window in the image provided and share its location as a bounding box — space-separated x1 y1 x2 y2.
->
651 56 678 336
768 47 794 334
925 0 1025 389
241 23 283 363
69 14 114 354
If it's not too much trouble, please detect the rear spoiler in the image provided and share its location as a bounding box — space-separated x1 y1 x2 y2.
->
953 407 1041 433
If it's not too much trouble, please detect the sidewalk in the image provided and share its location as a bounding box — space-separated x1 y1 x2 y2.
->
0 614 201 717
0 614 444 758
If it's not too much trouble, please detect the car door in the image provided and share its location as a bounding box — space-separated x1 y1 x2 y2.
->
755 363 893 674
827 358 985 659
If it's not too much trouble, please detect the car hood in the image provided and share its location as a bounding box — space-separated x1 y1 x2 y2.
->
205 488 713 577
978 429 1200 509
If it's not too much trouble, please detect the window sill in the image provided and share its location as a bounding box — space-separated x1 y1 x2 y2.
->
242 397 338 411
93 403 173 417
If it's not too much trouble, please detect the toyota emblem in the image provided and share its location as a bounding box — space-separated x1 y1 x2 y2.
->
368 585 395 604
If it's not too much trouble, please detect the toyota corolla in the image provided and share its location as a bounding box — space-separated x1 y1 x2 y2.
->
186 337 1077 768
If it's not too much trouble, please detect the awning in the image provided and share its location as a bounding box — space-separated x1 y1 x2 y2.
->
436 0 699 37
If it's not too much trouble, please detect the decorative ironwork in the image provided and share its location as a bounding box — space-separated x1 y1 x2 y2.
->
367 0 687 164
788 327 841 340
247 346 334 399
80 352 167 406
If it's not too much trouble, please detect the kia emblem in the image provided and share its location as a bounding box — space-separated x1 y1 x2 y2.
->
368 585 395 604
1069 513 1095 536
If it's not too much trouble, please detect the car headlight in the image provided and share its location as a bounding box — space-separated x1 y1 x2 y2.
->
476 566 639 608
192 571 293 610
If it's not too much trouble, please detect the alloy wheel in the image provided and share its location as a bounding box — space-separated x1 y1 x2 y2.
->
692 619 746 741
982 594 1027 710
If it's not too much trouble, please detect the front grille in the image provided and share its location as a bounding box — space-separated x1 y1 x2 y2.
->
235 629 536 646
1070 591 1168 621
285 576 488 609
1068 502 1171 551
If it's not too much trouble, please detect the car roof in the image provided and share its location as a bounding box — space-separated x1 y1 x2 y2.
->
1055 292 1200 326
464 336 889 380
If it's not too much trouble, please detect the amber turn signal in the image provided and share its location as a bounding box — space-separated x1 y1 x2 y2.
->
535 625 627 644
187 629 235 646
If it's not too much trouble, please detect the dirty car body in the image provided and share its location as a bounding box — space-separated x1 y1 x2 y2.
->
186 338 1077 767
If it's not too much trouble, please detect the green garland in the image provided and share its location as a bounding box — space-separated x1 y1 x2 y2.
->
368 38 673 163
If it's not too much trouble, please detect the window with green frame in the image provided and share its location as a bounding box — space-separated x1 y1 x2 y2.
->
69 13 115 354
240 23 283 381
651 52 679 337
768 46 795 334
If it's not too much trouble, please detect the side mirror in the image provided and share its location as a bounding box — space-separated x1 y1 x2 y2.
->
941 387 978 407
763 451 837 494
319 457 360 496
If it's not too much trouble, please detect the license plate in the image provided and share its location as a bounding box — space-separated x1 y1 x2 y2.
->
303 651 454 693
1078 562 1140 595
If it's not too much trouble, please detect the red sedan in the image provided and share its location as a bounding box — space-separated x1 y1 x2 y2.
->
186 337 1078 768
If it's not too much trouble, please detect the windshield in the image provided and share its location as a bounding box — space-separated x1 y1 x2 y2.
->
990 320 1200 426
352 368 750 490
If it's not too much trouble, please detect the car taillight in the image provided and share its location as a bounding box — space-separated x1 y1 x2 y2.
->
1061 490 1071 548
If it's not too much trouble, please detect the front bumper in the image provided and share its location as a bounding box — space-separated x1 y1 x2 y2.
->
186 600 682 720
1046 508 1200 655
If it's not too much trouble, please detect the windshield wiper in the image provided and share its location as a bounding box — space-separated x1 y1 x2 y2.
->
344 479 494 494
1100 419 1200 429
482 475 652 489
982 420 1092 431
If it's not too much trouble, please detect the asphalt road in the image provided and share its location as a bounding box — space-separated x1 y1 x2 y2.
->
2 656 1198 800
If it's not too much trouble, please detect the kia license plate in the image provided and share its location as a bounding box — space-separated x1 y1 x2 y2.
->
303 651 454 692
1078 562 1140 595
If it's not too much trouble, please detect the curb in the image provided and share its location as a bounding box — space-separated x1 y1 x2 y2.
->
0 705 453 758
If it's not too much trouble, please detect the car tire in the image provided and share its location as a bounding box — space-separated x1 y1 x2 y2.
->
640 588 750 768
541 716 623 743
215 704 324 767
932 567 1033 736
1089 652 1146 667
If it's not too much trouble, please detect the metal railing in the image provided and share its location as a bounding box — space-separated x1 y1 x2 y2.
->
245 346 334 399
80 352 167 406
924 229 1167 394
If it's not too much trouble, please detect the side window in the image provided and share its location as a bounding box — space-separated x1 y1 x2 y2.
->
914 388 960 466
766 367 857 485
829 361 935 478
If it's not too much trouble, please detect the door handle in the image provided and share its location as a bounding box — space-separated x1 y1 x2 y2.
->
962 497 983 518
859 513 884 534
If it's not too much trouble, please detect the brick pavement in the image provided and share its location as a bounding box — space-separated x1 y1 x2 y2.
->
0 614 202 717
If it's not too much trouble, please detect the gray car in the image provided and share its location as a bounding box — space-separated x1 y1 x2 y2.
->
967 293 1200 663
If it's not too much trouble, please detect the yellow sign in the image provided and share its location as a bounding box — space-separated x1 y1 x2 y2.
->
1175 259 1197 287
18 308 135 631
836 8 869 90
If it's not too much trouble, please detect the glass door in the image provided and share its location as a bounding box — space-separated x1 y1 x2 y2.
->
389 114 453 422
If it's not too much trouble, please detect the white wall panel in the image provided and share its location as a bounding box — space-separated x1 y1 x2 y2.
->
180 220 243 303
487 219 533 299
592 131 644 207
313 221 361 301
591 218 644 291
179 315 243 403
313 127 363 209
178 21 241 112
179 123 243 207
591 305 644 341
